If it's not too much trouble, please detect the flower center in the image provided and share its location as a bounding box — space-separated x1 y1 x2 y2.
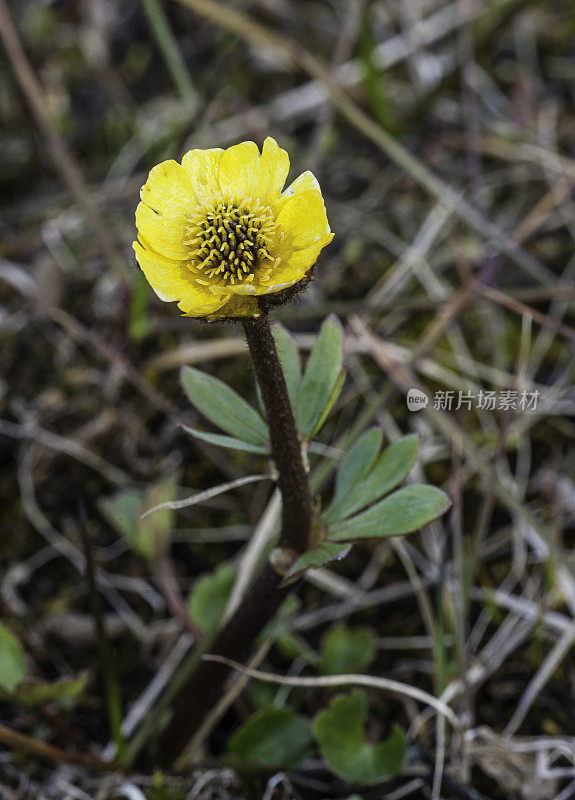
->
186 200 277 286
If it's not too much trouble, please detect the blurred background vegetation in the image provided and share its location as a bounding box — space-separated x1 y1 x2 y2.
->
1 0 575 798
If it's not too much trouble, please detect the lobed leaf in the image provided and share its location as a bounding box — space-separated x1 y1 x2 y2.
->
0 623 27 693
188 563 237 638
100 475 178 562
313 690 407 785
296 315 343 438
140 472 179 557
181 366 269 446
11 673 88 706
310 368 346 438
180 424 270 455
322 428 383 522
328 484 451 542
99 490 143 545
276 633 318 665
323 434 419 523
227 707 313 772
319 624 377 676
271 322 301 411
279 542 352 587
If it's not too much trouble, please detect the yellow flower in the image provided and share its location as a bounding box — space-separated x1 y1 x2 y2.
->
133 137 334 317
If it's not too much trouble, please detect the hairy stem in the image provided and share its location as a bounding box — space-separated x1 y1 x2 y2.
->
242 314 313 552
155 312 312 765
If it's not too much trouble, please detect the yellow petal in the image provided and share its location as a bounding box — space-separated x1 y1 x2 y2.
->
136 160 195 260
217 138 290 204
208 293 260 318
275 186 331 251
135 202 187 261
212 282 260 296
255 137 290 202
218 141 261 201
133 241 228 316
181 148 224 204
280 170 321 200
260 234 333 294
180 295 229 317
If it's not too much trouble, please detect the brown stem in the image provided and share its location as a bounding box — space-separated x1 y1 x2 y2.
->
155 312 312 766
155 562 290 765
242 314 313 552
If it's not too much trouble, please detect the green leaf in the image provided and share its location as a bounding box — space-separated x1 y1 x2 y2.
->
181 366 269 446
247 680 279 711
272 322 301 410
180 424 270 455
140 473 179 558
0 623 27 693
323 435 419 523
279 542 352 587
319 625 376 676
100 475 178 562
322 429 383 522
328 485 451 543
296 315 343 438
313 691 407 784
311 368 346 438
276 633 317 664
99 490 143 545
228 707 313 772
188 563 237 638
335 428 383 499
11 673 88 706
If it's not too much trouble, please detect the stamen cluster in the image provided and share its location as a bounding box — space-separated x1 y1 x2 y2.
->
186 200 277 286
